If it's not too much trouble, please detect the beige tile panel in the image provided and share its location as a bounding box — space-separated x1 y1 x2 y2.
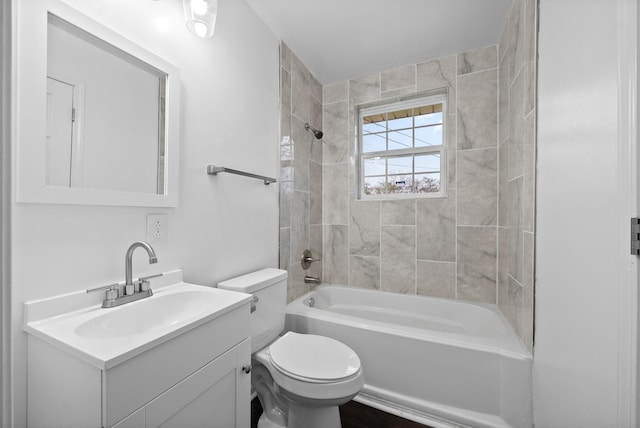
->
349 256 380 290
456 226 497 303
280 42 292 73
381 64 416 92
457 69 498 150
457 148 498 226
291 190 309 267
497 226 509 310
323 163 349 225
417 55 457 111
324 81 348 104
322 101 349 164
381 225 416 294
416 189 456 262
457 45 497 76
349 73 381 106
507 276 524 337
381 199 415 226
310 161 323 226
417 260 456 298
324 225 349 285
349 199 380 257
280 68 291 138
291 118 311 192
308 225 323 279
279 227 290 271
291 53 310 122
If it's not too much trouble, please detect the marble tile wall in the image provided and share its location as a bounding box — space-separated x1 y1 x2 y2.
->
497 0 537 351
279 43 323 301
321 47 500 303
279 0 537 350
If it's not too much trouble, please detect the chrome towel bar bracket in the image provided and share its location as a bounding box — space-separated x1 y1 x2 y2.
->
207 165 276 185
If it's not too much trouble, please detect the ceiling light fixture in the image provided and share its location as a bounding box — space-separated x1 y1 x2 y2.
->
182 0 217 38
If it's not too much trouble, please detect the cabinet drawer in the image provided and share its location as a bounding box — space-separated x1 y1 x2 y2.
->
105 303 250 427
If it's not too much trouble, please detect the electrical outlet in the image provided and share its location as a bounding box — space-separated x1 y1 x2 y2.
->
146 214 168 243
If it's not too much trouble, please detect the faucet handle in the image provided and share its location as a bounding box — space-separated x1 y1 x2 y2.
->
137 273 161 293
139 273 163 282
87 283 119 294
105 287 119 300
86 283 120 301
301 250 321 270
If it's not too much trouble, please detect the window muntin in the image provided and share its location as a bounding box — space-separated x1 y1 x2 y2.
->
358 95 447 198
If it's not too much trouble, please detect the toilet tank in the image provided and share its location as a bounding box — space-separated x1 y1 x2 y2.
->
218 268 288 353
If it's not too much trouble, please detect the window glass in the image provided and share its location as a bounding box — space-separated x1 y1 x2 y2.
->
364 176 387 195
363 133 386 153
358 94 447 199
415 108 443 127
414 125 443 147
387 131 413 151
387 156 413 175
415 173 441 193
415 153 440 173
387 110 413 131
364 158 385 176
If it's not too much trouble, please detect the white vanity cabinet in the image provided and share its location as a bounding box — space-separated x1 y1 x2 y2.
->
112 338 249 428
26 289 252 428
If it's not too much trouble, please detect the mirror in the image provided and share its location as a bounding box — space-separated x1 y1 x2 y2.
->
16 0 180 207
47 14 166 194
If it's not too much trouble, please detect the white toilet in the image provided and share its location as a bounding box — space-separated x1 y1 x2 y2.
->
218 268 364 428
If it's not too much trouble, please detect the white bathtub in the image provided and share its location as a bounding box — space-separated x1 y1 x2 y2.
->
284 285 532 428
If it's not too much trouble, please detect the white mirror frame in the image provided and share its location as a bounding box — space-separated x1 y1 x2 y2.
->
15 0 180 207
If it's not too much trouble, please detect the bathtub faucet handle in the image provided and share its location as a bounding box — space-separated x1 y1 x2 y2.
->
301 249 321 270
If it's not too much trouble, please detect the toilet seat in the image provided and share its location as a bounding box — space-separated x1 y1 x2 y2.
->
253 333 365 402
269 332 361 383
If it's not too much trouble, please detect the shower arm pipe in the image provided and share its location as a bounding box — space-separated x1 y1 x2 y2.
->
207 165 277 185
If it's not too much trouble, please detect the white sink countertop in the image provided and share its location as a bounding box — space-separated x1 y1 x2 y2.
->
24 270 251 369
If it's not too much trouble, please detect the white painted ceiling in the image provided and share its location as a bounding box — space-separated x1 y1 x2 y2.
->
245 0 512 84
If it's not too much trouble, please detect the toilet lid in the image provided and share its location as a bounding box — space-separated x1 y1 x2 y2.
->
269 332 361 382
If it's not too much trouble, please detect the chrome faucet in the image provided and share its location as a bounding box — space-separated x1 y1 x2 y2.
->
87 241 160 308
125 241 158 288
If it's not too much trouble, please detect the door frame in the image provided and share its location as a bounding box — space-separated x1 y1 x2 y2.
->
617 0 639 425
45 75 86 188
0 0 12 426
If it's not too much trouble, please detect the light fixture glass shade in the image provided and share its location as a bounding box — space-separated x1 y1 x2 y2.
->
182 0 217 38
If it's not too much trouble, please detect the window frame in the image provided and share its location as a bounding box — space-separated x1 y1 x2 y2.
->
356 93 448 200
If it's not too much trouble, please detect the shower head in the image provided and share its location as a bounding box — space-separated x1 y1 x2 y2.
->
304 123 323 140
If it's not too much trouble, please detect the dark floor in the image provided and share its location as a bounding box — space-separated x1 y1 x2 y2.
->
251 398 432 428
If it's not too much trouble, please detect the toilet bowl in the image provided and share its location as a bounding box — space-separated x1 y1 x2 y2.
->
218 269 364 428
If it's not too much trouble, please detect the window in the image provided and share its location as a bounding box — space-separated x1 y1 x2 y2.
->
357 94 447 199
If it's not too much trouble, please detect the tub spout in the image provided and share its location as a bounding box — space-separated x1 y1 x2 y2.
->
304 276 321 285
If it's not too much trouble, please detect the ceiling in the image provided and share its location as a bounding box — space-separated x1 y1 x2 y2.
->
245 0 513 84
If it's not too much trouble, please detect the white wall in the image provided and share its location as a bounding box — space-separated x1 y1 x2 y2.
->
10 0 279 426
535 0 636 426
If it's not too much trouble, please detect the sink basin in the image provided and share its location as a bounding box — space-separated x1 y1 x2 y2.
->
24 280 251 369
75 290 223 339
